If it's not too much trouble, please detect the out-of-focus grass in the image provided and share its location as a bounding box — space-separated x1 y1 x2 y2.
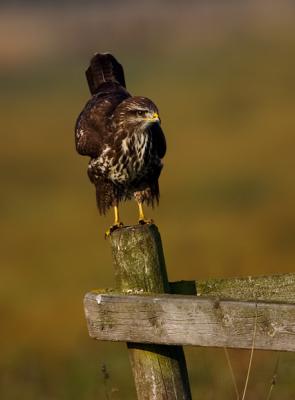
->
1 25 295 399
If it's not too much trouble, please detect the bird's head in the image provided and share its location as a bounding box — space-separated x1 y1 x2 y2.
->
114 96 160 129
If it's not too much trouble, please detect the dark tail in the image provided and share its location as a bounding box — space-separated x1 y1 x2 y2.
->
85 53 126 95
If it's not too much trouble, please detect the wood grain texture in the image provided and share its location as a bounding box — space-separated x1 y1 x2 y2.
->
85 292 295 352
108 224 192 400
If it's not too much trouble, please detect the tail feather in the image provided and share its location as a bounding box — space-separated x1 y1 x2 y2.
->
86 53 126 95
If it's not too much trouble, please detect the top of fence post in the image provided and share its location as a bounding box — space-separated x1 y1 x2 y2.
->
110 224 169 293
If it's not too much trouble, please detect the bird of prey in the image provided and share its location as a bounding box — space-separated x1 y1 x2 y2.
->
75 53 166 235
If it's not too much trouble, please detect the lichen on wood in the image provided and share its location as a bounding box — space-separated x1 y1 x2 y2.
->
197 273 295 303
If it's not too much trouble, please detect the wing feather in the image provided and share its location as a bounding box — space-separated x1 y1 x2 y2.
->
75 83 130 158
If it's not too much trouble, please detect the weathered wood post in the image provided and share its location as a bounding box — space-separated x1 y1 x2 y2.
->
110 224 192 400
85 226 295 397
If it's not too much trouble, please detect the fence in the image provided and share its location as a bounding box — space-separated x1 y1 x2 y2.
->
84 224 295 399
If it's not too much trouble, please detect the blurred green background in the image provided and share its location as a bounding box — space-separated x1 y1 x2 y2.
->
1 1 295 398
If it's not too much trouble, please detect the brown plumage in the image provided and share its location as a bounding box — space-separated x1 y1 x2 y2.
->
75 53 166 226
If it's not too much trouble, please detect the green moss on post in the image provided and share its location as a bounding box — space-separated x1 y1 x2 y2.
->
111 224 169 293
110 224 192 400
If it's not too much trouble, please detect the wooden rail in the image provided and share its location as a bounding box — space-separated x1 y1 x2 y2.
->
85 292 295 351
197 273 295 302
170 273 295 302
83 223 295 399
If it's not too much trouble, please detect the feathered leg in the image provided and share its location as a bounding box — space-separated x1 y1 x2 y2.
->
91 175 124 238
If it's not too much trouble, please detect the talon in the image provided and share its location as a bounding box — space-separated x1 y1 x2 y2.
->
104 229 111 239
105 205 124 238
104 222 124 239
139 219 153 225
137 202 153 225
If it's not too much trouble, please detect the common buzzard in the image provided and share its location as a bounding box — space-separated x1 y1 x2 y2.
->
75 53 166 235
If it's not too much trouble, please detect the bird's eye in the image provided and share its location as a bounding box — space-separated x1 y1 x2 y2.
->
137 110 144 116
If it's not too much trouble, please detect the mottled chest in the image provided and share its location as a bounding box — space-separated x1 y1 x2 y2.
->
122 132 149 167
91 130 151 184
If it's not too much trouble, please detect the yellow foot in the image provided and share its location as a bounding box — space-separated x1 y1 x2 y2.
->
138 218 154 225
104 222 124 239
137 203 153 226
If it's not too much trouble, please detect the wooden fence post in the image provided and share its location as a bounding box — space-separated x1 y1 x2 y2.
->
110 224 192 400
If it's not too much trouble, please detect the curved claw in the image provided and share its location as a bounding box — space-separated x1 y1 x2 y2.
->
104 222 124 239
138 219 154 225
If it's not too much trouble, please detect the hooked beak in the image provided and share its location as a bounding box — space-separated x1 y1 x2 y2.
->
145 112 160 124
152 112 159 121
